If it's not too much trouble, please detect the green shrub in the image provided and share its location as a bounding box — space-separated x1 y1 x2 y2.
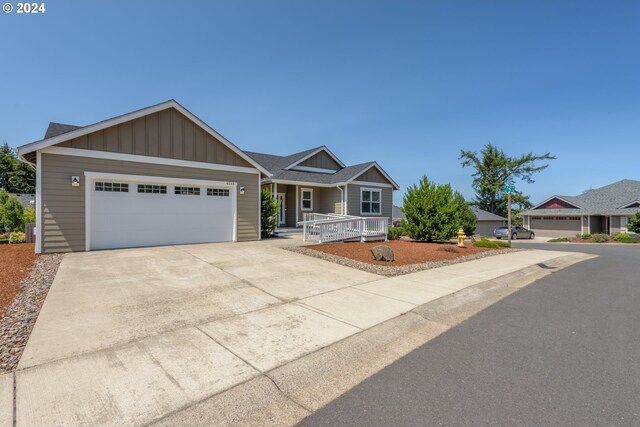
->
260 189 280 238
8 231 25 244
387 227 403 240
402 176 476 242
548 237 570 242
617 237 640 244
494 240 511 248
628 212 640 233
473 240 499 248
1 196 24 232
613 233 629 241
23 206 36 224
592 233 609 243
580 233 592 240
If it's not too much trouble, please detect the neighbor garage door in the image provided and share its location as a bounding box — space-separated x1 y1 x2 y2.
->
530 217 580 237
88 174 235 250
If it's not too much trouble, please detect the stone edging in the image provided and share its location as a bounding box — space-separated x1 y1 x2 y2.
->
285 246 525 277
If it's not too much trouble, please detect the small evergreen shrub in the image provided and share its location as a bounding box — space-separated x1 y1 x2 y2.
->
1 196 24 232
494 241 511 248
548 237 570 242
592 233 609 243
580 233 592 240
387 227 403 240
8 231 26 244
260 189 280 238
613 233 629 241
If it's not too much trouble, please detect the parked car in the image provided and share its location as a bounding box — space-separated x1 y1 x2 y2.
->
493 226 535 240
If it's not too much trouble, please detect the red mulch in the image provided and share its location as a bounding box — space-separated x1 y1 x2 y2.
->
307 240 498 266
0 244 37 318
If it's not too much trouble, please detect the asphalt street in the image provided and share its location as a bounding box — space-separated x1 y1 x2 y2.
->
300 243 640 426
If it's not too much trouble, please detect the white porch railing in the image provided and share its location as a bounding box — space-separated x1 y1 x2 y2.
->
298 214 389 243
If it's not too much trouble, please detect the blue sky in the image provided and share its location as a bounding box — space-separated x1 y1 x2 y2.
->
1 1 638 204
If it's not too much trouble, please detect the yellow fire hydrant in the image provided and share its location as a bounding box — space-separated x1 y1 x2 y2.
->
457 228 466 248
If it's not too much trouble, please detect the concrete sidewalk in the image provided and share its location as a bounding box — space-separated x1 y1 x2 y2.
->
2 247 584 426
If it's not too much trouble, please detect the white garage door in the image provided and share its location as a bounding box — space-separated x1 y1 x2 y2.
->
88 175 235 250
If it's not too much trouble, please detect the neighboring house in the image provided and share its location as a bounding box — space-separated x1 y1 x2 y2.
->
246 147 399 227
17 100 398 254
392 205 406 226
471 207 506 236
519 179 640 237
9 193 35 209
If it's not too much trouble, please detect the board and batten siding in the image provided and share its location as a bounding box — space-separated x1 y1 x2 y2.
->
56 108 251 168
318 187 342 214
40 153 259 253
356 167 388 184
346 184 393 222
298 151 341 170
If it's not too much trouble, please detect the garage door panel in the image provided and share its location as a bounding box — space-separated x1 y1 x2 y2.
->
530 218 580 237
90 179 234 250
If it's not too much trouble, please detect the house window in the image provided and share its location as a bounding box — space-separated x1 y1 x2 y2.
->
137 184 167 194
207 188 230 197
174 186 200 195
95 182 128 192
361 188 382 215
301 188 313 211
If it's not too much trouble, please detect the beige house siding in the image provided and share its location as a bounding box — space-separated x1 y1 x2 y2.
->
56 108 251 168
40 153 259 253
298 151 341 170
296 186 321 223
355 167 389 184
285 185 297 226
318 187 343 214
346 184 393 222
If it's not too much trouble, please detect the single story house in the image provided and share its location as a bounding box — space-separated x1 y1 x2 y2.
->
519 179 640 237
471 207 506 236
17 100 398 253
392 205 405 225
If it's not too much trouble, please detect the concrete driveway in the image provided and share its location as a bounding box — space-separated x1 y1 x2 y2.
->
10 239 584 426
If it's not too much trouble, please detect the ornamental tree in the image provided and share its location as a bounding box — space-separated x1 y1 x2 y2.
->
260 188 280 238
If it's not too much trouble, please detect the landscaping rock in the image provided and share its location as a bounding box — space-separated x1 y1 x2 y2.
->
371 245 394 262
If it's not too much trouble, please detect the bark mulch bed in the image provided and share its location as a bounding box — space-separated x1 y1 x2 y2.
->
287 240 520 277
0 244 38 318
0 248 64 374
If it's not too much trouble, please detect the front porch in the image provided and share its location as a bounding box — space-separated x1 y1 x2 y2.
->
264 183 346 228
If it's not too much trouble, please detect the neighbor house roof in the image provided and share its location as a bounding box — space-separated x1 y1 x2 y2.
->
246 148 400 189
472 206 506 221
9 193 35 209
520 179 640 216
392 205 406 220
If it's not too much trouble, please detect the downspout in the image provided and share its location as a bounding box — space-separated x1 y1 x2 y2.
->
336 185 344 215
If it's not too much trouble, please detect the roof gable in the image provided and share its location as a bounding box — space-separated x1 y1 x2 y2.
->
348 162 400 190
44 123 81 139
534 197 581 210
284 146 345 170
18 100 271 175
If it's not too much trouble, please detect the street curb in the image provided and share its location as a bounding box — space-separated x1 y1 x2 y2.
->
152 252 596 427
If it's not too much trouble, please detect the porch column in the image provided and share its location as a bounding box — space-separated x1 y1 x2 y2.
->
273 183 277 198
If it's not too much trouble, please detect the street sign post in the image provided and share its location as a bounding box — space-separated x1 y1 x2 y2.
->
503 184 516 245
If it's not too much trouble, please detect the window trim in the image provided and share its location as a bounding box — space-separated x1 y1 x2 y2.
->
301 188 313 211
360 187 382 216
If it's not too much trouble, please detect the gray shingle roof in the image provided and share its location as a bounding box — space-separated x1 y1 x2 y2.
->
44 122 82 139
393 205 406 220
9 193 35 209
472 206 506 221
520 179 640 216
246 148 382 186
